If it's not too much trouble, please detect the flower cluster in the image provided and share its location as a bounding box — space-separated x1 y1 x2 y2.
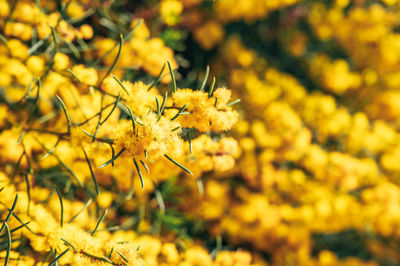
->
0 1 241 265
151 0 400 265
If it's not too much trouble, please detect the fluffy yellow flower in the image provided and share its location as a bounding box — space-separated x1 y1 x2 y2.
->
172 88 239 132
113 112 183 161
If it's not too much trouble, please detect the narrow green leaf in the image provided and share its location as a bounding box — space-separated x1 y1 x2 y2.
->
33 77 41 105
208 76 216 98
140 160 150 173
0 222 30 240
90 19 142 67
167 60 176 93
91 209 108 236
164 154 192 175
125 104 136 131
68 199 92 223
10 213 37 235
199 65 210 91
108 144 115 167
48 248 70 266
60 238 77 252
55 95 71 134
81 251 113 264
12 152 24 178
116 249 129 263
155 97 160 116
98 34 123 87
133 159 144 189
77 101 116 126
24 172 31 215
0 194 18 235
112 75 130 96
51 26 58 53
67 69 83 83
108 247 114 259
16 130 24 144
36 137 82 186
226 99 241 107
4 223 11 266
55 186 63 227
92 94 104 142
148 63 166 91
171 104 187 121
41 26 57 79
98 148 126 169
159 92 168 118
81 129 113 144
63 39 80 59
68 8 95 24
155 189 165 215
82 147 99 196
188 133 193 154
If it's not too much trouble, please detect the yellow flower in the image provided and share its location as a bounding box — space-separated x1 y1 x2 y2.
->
160 0 183 26
71 64 98 85
114 112 183 161
194 21 225 50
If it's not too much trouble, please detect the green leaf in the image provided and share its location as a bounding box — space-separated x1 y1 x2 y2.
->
112 75 130 96
55 186 63 227
4 223 11 266
98 148 126 169
48 248 70 266
55 95 71 134
0 194 18 235
134 159 144 189
148 63 166 91
68 199 92 223
164 154 192 175
199 65 210 91
171 104 187 121
98 34 123 87
91 209 108 236
167 60 177 93
209 76 216 98
82 147 99 196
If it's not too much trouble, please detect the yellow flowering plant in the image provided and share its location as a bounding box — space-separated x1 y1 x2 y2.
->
4 0 400 265
0 1 244 265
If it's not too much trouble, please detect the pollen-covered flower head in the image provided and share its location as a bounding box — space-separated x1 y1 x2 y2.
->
113 112 183 161
171 87 239 132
